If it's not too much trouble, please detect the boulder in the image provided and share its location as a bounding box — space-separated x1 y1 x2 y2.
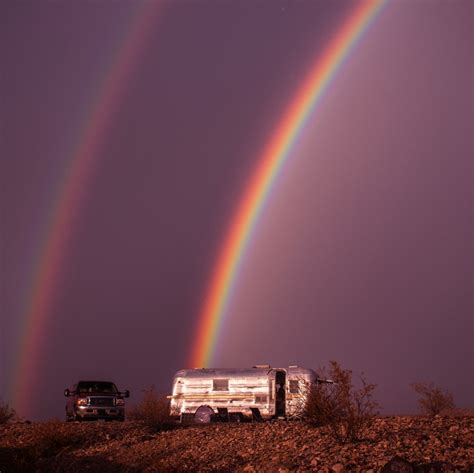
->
415 462 456 472
382 456 415 473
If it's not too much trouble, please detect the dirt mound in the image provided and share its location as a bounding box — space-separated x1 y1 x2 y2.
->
1 416 472 472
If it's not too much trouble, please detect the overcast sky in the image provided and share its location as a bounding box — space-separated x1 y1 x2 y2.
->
1 0 472 420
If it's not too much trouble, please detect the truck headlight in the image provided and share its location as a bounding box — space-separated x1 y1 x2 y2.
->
76 397 89 406
115 398 125 406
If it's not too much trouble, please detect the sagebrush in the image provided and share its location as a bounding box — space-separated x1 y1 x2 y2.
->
0 400 16 424
128 386 175 430
305 361 379 443
411 382 455 416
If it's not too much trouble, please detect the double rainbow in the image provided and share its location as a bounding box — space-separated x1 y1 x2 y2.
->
9 0 386 417
189 0 387 368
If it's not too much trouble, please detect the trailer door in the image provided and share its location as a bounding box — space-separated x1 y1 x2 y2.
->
275 370 286 417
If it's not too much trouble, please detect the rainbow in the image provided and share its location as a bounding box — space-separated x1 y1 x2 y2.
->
9 1 162 417
189 0 387 368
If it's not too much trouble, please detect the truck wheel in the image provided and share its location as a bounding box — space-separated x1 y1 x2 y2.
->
65 409 73 422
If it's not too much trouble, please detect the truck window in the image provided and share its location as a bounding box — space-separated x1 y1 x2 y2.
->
77 382 117 394
212 379 229 391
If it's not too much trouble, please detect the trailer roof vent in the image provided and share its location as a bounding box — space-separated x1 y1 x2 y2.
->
253 364 270 369
288 365 298 368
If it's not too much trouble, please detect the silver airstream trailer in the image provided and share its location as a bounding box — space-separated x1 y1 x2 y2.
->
169 365 317 422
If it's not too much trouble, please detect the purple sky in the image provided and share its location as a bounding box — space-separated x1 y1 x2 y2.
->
1 0 472 420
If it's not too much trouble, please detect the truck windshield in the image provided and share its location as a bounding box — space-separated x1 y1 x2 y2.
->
77 382 117 394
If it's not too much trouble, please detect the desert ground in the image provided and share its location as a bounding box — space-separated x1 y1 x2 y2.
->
0 415 473 472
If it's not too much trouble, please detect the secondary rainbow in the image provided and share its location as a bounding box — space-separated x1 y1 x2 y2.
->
10 1 162 418
189 0 387 368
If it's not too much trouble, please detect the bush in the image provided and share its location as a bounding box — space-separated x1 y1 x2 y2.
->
128 386 175 431
305 361 379 443
0 400 17 424
411 382 455 416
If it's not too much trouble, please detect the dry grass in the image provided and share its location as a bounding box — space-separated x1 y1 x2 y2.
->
128 386 175 431
411 382 455 416
305 361 379 443
0 400 16 424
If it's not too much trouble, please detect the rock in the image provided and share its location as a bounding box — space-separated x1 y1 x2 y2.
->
311 458 319 467
415 462 456 472
331 463 345 473
382 456 415 473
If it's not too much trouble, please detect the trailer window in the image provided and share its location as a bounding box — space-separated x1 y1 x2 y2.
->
212 379 229 391
289 380 299 394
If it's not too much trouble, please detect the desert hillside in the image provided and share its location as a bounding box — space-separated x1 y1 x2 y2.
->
0 415 473 472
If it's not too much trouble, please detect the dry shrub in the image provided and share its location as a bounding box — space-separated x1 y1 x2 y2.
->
411 382 455 416
305 361 379 443
0 400 17 424
129 386 175 431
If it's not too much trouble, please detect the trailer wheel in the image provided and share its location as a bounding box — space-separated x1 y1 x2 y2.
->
229 413 244 423
194 406 214 424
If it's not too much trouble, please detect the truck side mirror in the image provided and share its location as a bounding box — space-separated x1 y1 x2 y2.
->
64 389 70 397
123 390 130 398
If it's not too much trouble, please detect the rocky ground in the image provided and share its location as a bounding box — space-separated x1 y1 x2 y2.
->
0 416 472 472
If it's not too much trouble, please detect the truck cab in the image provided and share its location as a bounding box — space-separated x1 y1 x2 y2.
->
64 380 129 422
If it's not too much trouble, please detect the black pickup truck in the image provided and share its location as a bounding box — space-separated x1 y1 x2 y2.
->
64 380 130 421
